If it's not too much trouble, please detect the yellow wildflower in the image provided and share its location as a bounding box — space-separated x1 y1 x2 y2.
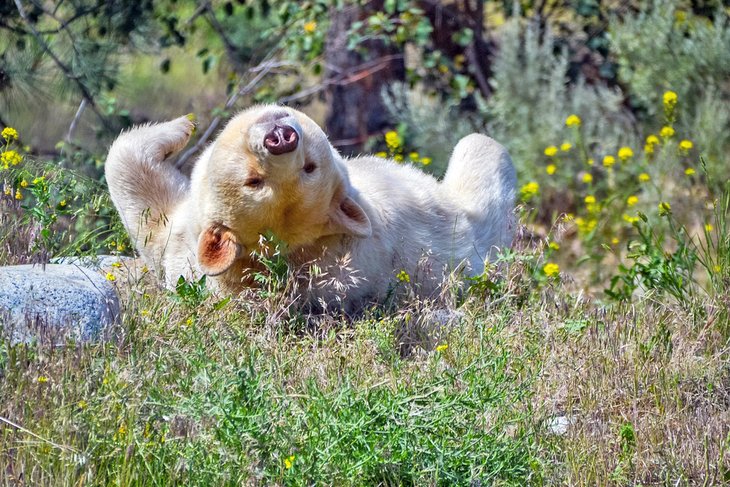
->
663 90 678 108
394 154 404 162
660 126 675 138
435 344 449 352
560 142 572 152
14 189 22 200
1 150 22 166
705 223 713 232
1 127 19 141
375 151 387 158
303 21 317 33
584 195 596 204
3 187 10 195
105 273 116 282
626 195 639 206
409 152 419 160
396 270 410 283
658 201 671 216
623 214 639 224
549 241 560 250
546 164 556 175
685 167 695 176
37 376 48 383
713 265 721 273
420 157 432 166
520 181 539 200
384 130 401 149
638 172 651 182
284 455 296 469
32 176 44 184
59 199 67 207
78 400 88 409
586 158 594 166
581 173 593 183
20 179 28 188
644 143 655 155
602 155 615 168
679 139 693 151
611 237 620 245
646 135 659 146
617 146 633 161
544 145 558 157
543 262 560 277
111 262 122 268
565 114 581 127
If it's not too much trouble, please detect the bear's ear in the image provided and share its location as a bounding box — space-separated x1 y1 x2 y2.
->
197 224 241 276
326 193 372 238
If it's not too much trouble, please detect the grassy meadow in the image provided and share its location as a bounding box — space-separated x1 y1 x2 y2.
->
1 1 730 485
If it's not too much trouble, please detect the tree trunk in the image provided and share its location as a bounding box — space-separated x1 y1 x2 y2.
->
324 3 405 155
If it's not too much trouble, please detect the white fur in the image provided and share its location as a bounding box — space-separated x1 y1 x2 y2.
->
104 105 516 312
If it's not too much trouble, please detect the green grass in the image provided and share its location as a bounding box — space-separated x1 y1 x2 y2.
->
1 254 728 485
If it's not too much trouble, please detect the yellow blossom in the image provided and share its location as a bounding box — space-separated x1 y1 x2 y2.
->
549 241 560 250
584 195 596 204
409 152 419 160
78 400 88 409
658 201 671 216
111 262 122 268
394 154 404 162
543 262 560 277
375 151 387 158
586 158 594 166
663 90 678 108
20 179 28 188
284 455 296 469
105 273 116 282
623 214 639 224
384 130 401 148
520 181 539 200
3 187 10 195
546 164 556 175
420 157 431 166
142 265 149 273
646 135 660 146
626 195 639 206
644 143 655 155
435 344 449 352
602 155 616 168
60 199 67 207
684 167 695 176
1 127 19 141
37 376 48 383
396 270 410 283
1 150 22 167
705 223 714 232
617 146 633 161
303 21 317 33
14 190 22 200
713 265 721 273
638 172 651 182
660 126 675 138
544 145 558 157
581 173 593 183
611 237 620 245
679 139 693 151
560 142 572 152
117 243 126 252
565 114 581 127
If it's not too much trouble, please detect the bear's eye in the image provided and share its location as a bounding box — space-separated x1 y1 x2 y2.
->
244 176 264 188
303 161 317 174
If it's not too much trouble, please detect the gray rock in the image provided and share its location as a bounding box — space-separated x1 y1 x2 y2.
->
0 264 119 344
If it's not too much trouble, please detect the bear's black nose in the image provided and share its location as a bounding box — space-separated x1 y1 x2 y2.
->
264 124 298 155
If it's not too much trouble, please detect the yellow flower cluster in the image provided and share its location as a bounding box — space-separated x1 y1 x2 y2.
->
1 150 22 169
546 164 556 175
658 201 671 216
303 21 317 33
602 155 616 168
565 114 581 127
560 142 572 152
435 343 449 352
385 130 401 150
663 90 678 109
2 127 19 141
396 270 410 283
645 134 660 154
520 181 539 200
544 145 558 157
660 126 675 138
678 139 693 152
617 146 633 161
543 262 560 277
284 455 296 469
638 172 651 182
626 195 638 206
